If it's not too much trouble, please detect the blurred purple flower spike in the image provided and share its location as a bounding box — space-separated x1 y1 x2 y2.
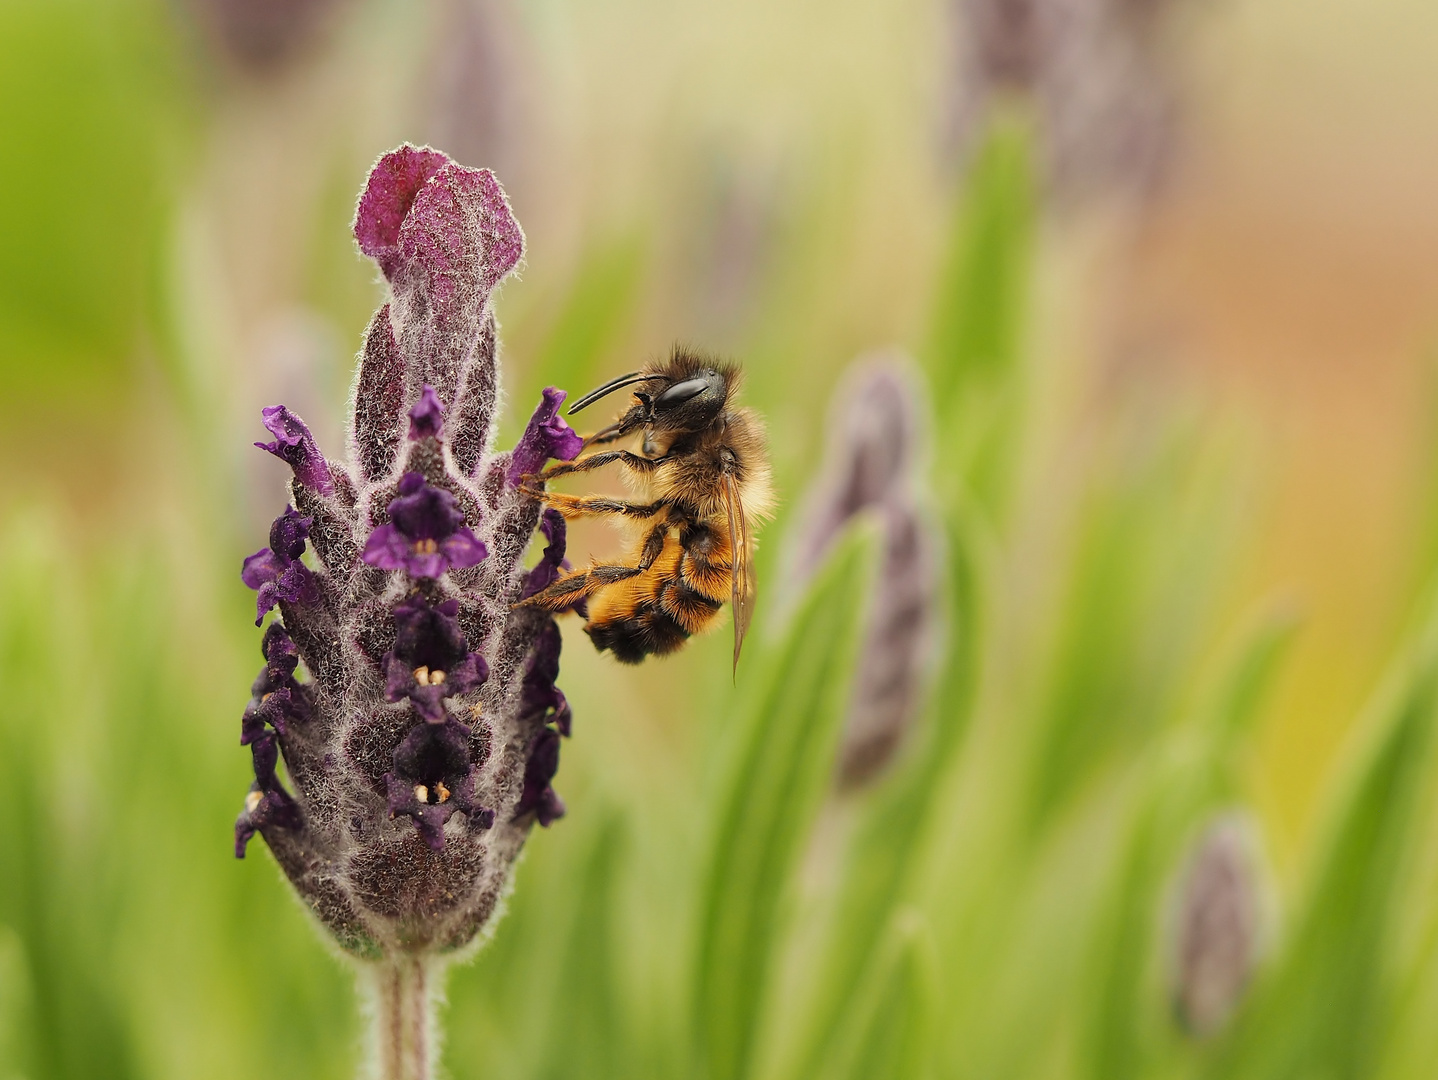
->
232 145 582 968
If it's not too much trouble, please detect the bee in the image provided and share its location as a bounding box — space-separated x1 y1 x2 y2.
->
517 348 774 669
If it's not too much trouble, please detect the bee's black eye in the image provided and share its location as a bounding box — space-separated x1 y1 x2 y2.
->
655 377 709 409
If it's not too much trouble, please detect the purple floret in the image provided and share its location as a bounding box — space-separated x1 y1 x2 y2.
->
507 387 583 487
384 719 493 850
240 624 312 745
255 405 335 496
235 733 302 858
518 619 572 736
241 506 320 625
408 384 445 440
520 509 572 600
361 472 487 579
513 727 565 827
381 596 488 723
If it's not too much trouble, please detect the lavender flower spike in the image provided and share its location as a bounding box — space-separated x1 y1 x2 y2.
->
782 353 939 787
1172 815 1265 1037
232 145 583 1077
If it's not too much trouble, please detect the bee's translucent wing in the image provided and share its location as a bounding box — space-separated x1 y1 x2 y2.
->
724 472 756 673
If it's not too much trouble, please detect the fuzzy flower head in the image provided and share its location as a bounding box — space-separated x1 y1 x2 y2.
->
783 354 939 787
233 145 581 959
1171 815 1265 1037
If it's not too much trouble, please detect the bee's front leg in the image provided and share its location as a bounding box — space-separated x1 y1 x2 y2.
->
535 450 668 482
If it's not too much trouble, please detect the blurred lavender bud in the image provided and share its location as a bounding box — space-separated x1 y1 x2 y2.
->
1170 815 1265 1038
191 0 353 74
784 355 939 788
949 0 1200 203
233 145 582 961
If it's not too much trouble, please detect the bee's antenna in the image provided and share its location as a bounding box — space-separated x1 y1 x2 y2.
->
568 372 655 415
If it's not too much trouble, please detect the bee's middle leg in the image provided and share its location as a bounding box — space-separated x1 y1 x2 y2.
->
519 489 670 520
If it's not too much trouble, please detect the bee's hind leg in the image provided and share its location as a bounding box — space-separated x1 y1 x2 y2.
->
517 565 640 611
514 519 671 612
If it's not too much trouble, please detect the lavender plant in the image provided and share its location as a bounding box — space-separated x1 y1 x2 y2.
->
232 145 582 1079
782 354 938 787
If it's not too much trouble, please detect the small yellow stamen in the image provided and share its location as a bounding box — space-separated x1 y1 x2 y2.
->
430 669 446 685
260 692 273 703
435 781 451 804
413 666 430 685
245 791 262 814
414 538 439 555
414 784 429 804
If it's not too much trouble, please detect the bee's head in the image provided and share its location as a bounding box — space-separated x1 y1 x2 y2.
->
640 367 728 432
568 358 732 437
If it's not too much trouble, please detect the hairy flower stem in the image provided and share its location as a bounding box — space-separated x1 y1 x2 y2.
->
370 956 437 1080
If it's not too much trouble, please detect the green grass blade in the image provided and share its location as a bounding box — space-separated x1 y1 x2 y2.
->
531 235 646 401
538 812 630 1080
786 510 979 1080
1207 597 1438 1080
830 916 934 1080
925 116 1034 413
692 524 875 1080
1076 606 1293 1080
1207 606 1300 754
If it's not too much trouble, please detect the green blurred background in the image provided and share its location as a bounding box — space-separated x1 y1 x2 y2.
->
4 0 1438 1076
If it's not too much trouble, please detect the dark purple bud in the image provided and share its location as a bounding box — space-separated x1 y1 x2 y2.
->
384 719 490 850
242 625 312 745
519 509 571 601
381 596 488 723
354 146 453 280
1172 817 1264 1038
261 621 300 681
235 733 302 858
361 473 487 579
408 384 445 440
241 506 320 625
518 619 571 736
240 687 297 743
507 388 583 487
256 405 336 496
268 503 313 560
513 727 565 827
